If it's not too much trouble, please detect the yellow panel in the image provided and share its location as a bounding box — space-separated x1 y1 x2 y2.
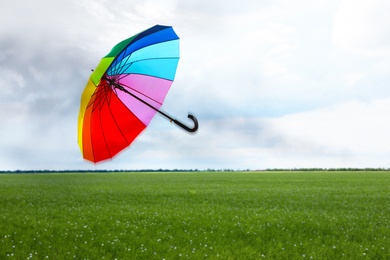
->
78 78 97 154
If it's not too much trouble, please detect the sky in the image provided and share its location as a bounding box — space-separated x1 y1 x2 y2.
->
1 0 390 170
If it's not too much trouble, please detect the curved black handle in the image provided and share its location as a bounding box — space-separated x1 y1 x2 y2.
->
173 114 199 133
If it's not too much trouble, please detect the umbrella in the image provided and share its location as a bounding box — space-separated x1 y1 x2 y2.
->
78 25 198 163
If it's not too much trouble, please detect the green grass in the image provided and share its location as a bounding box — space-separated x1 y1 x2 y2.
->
0 171 389 259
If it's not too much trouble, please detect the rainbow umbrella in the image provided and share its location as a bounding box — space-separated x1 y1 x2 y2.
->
78 25 198 163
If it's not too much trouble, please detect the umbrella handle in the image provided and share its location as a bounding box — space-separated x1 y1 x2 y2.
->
173 114 198 133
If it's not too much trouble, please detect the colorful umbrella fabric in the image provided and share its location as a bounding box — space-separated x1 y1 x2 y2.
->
78 25 198 163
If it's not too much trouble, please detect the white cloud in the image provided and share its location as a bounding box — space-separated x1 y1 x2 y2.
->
345 72 366 87
0 68 26 92
114 98 390 170
263 98 390 168
271 99 390 154
134 0 178 20
332 0 390 56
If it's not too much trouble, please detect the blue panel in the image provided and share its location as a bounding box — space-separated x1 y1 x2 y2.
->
120 58 179 81
133 25 170 41
110 27 179 70
129 39 179 61
108 40 179 76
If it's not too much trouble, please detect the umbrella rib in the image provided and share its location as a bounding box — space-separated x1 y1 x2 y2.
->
106 100 131 147
107 85 131 146
88 82 114 113
98 110 112 160
110 57 179 79
88 90 104 112
90 90 106 112
118 71 174 82
104 91 132 156
109 48 132 76
89 105 111 162
119 81 164 106
112 51 131 76
111 52 126 77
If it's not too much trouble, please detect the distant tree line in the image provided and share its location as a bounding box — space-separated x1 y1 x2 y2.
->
265 168 390 171
0 169 197 174
0 169 238 174
1 168 390 174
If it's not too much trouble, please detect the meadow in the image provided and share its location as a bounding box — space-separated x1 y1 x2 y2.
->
0 171 389 259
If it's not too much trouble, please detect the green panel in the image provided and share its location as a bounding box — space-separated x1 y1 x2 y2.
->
104 35 137 58
90 57 114 85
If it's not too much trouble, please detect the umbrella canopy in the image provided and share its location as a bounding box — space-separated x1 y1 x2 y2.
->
78 25 198 163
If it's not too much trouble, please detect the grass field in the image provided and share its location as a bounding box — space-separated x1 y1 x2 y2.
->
0 171 389 259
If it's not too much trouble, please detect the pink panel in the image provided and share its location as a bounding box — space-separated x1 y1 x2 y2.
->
119 74 172 104
114 74 173 125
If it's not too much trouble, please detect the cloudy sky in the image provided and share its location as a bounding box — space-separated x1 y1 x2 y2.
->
1 0 390 170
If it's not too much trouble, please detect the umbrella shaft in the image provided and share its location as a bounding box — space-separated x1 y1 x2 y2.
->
102 77 198 132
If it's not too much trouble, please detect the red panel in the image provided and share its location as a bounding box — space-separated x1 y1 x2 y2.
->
90 106 111 162
89 86 146 163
